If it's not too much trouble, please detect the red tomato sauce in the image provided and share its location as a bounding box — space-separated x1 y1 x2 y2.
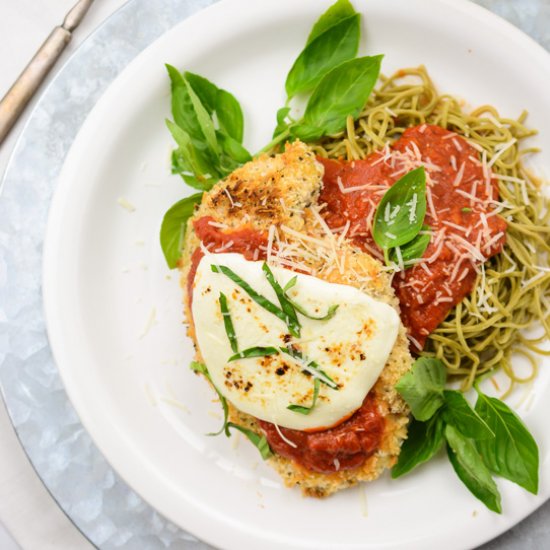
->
188 216 384 473
319 124 507 349
187 217 269 307
258 394 384 474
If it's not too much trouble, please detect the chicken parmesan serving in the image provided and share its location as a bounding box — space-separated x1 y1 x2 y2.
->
160 0 547 509
180 142 413 496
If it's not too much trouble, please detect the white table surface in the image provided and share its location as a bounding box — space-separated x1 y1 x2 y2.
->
0 3 127 547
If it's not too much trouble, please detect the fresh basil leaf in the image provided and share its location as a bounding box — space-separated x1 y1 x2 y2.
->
395 357 446 421
172 147 218 190
184 77 220 158
392 226 431 265
273 106 292 139
475 391 539 494
166 64 204 141
216 89 245 143
167 66 219 174
184 71 245 143
307 0 356 45
190 361 230 437
288 378 320 415
285 14 360 99
392 415 444 478
228 346 279 362
299 55 383 137
181 173 218 191
289 123 324 142
216 131 252 165
442 390 494 440
160 193 202 269
184 71 218 114
372 166 427 262
226 422 274 459
166 120 213 180
445 424 502 513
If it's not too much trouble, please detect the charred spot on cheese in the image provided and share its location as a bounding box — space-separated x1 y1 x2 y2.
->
191 253 399 431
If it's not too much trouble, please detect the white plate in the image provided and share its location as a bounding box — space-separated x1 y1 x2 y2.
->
43 0 550 548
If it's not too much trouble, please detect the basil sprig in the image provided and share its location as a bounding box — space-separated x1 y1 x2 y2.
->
184 71 245 143
190 362 274 459
160 193 203 269
166 65 251 188
269 55 383 148
288 378 321 415
393 357 539 513
161 67 251 268
373 166 427 265
266 0 382 148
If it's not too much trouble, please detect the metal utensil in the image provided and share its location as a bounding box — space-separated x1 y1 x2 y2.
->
0 0 95 146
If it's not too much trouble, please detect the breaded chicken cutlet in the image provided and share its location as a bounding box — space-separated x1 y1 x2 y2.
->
179 141 413 497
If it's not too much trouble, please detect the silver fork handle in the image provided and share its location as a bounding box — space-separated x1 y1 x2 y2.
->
0 0 94 146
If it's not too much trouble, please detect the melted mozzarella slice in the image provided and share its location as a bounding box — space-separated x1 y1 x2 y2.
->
192 253 399 431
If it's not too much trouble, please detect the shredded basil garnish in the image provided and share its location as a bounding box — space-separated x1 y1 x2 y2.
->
281 346 338 389
288 378 321 415
190 363 274 458
210 264 298 335
283 276 339 320
228 346 279 362
219 292 238 353
283 276 298 292
189 361 230 436
261 263 301 337
373 166 427 265
226 422 274 460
